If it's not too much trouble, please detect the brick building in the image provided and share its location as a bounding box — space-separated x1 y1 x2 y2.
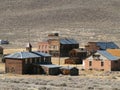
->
83 50 120 71
38 33 79 57
5 43 51 74
38 42 49 53
85 42 119 54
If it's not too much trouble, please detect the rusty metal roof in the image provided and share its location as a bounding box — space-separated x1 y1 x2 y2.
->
107 49 120 57
97 50 119 61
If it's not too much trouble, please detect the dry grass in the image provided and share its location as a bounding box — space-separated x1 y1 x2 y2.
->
4 48 37 54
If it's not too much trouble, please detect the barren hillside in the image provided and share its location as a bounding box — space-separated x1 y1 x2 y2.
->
0 0 120 48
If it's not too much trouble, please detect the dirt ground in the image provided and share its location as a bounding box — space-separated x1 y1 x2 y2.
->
1 48 120 90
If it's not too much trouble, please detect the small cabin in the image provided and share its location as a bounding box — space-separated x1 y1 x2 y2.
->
60 66 79 76
40 64 61 75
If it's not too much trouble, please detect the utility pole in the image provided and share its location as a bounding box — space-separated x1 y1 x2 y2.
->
58 36 60 65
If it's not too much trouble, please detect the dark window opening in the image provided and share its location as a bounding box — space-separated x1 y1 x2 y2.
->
101 61 104 66
89 61 92 66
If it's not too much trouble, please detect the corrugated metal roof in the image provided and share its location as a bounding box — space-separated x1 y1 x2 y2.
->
60 38 78 44
5 52 41 59
60 66 76 70
40 64 60 68
67 39 78 44
60 39 71 44
32 51 51 57
5 51 51 59
96 42 119 50
97 50 119 61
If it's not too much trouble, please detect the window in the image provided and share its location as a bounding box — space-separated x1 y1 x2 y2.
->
92 54 100 60
42 45 44 49
45 45 47 49
101 61 104 66
89 61 92 66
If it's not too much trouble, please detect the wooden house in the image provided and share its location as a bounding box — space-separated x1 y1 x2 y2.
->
32 64 60 75
60 38 79 57
65 48 87 64
40 64 60 75
83 50 120 71
60 66 79 75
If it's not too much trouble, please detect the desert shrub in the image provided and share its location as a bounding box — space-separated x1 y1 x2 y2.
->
60 83 67 87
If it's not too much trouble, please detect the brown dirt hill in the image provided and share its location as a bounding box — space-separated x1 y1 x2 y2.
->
0 0 120 48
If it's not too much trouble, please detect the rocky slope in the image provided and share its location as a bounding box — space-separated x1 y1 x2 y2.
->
0 0 120 48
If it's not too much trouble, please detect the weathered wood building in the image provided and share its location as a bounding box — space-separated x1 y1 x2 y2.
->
32 64 60 75
60 66 79 75
83 50 120 71
65 48 87 64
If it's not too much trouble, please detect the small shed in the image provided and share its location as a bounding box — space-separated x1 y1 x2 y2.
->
40 64 61 75
60 66 79 76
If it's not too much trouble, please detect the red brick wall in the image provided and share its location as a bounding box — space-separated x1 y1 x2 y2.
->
84 59 111 71
85 42 100 52
38 42 49 53
5 59 24 74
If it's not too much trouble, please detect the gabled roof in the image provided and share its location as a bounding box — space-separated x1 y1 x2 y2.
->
96 42 119 50
26 43 32 48
60 38 78 44
97 50 119 61
5 51 51 59
107 49 120 57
